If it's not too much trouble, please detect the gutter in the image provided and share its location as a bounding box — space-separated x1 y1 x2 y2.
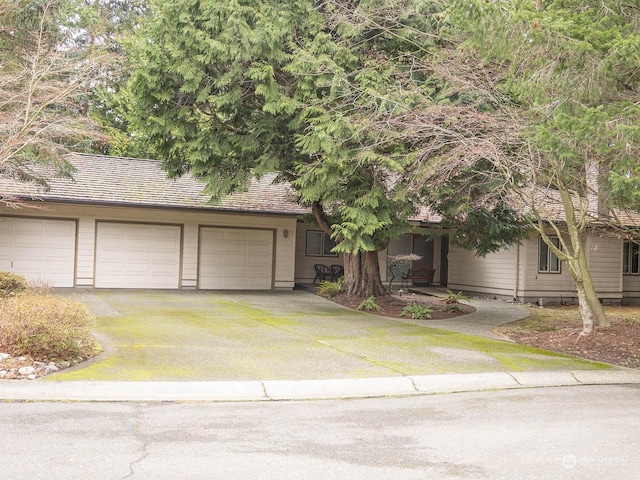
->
11 196 306 218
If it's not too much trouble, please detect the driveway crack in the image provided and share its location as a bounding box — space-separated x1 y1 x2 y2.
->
120 404 150 479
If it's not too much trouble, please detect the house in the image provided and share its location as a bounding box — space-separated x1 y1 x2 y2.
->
379 192 640 305
2 153 639 305
0 153 305 290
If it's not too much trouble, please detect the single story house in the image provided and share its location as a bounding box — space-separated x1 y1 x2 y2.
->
1 153 639 304
0 153 305 290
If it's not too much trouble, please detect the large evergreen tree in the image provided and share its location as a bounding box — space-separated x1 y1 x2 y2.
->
123 0 529 297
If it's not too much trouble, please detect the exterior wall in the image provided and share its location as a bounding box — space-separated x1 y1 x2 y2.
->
519 236 577 303
586 236 623 300
519 235 624 304
0 203 297 290
622 241 640 304
447 244 519 299
294 222 343 284
623 275 640 304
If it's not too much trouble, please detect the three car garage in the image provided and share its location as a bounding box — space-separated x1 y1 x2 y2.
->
0 217 277 290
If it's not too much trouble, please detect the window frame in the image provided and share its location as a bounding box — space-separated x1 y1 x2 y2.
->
623 241 640 275
305 230 338 257
538 236 561 274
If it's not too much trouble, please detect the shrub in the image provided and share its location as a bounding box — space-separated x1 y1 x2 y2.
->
26 279 54 296
440 303 465 313
0 294 97 360
444 289 469 304
318 277 344 298
357 296 382 312
401 303 432 319
0 271 28 297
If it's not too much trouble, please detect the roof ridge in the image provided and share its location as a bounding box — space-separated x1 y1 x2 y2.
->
66 152 161 163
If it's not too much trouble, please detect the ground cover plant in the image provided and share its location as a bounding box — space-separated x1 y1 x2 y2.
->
332 292 475 320
0 274 101 379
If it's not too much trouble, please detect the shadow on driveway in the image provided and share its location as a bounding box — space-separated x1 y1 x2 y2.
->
51 290 610 382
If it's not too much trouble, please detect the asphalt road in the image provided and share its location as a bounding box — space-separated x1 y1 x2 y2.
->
2 384 639 479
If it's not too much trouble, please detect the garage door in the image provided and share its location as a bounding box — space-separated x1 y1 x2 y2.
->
95 222 181 289
199 228 273 289
0 217 76 287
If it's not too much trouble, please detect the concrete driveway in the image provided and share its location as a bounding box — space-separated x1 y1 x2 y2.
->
51 290 608 382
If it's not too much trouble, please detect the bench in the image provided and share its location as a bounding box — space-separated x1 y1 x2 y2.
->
313 264 333 284
400 268 436 289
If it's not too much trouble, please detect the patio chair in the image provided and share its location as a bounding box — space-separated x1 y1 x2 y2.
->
330 264 344 281
313 264 333 284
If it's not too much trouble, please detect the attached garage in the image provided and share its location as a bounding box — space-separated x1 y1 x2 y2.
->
95 222 181 289
0 216 76 287
199 227 274 289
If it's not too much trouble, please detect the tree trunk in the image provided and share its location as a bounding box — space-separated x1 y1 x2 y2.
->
575 283 595 335
343 251 387 298
568 246 610 335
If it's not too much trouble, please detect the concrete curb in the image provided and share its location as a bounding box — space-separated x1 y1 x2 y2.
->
2 369 640 402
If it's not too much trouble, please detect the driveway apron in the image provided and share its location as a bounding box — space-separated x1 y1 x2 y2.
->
51 290 608 382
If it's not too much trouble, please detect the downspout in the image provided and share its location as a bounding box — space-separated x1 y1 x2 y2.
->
513 243 520 302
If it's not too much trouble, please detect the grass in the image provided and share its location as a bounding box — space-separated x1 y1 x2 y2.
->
500 307 574 333
501 304 640 332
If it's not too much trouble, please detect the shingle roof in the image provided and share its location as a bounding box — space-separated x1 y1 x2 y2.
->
0 153 308 215
517 187 640 228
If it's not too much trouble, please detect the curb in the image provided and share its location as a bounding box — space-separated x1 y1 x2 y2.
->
2 370 640 402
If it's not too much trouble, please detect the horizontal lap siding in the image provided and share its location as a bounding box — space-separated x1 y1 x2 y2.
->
623 276 640 303
294 223 343 284
586 236 622 297
521 236 576 297
522 235 623 300
447 245 517 297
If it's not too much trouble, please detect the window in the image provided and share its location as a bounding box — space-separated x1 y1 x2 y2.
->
306 230 338 257
623 241 640 275
538 236 561 273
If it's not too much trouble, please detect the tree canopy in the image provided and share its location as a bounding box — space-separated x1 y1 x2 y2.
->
0 0 117 193
439 0 640 332
122 0 531 295
118 0 638 315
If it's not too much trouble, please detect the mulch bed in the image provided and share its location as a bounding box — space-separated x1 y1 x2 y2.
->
331 292 476 320
496 318 640 369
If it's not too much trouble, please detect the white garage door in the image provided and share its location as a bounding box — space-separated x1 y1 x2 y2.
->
0 217 76 287
95 222 181 289
199 228 273 289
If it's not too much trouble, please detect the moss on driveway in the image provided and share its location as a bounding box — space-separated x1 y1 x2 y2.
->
50 290 610 381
